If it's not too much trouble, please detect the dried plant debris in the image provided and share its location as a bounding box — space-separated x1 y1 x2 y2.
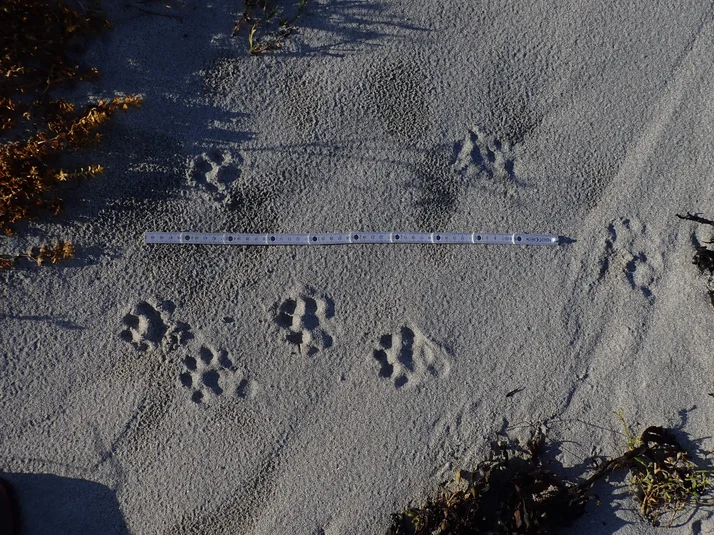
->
0 95 142 235
388 423 713 534
677 213 714 308
0 241 75 268
0 0 142 253
693 246 714 276
388 430 590 535
0 0 108 101
232 0 308 54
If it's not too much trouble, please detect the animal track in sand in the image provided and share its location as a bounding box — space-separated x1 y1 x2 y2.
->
453 127 518 189
372 326 451 389
120 300 193 352
187 150 242 203
599 217 661 298
179 345 256 404
275 292 334 356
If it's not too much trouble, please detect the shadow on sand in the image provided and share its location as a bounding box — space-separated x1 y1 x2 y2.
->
1 473 128 535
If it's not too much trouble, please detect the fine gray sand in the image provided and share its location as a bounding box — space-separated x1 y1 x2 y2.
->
3 1 714 533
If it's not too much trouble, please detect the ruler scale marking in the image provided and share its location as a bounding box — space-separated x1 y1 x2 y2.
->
144 232 560 246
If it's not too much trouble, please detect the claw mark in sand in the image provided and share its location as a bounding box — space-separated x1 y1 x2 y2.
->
275 291 334 356
187 150 242 203
179 345 257 404
373 325 451 389
120 300 193 352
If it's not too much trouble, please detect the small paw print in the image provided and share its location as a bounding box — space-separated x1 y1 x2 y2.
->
179 345 255 403
187 150 242 203
453 128 523 195
275 292 334 356
120 300 192 352
600 217 661 298
453 127 516 181
373 326 451 389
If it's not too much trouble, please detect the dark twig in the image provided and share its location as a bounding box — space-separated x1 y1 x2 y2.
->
125 2 184 21
676 213 714 227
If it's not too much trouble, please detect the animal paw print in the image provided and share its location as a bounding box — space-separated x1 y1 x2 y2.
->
275 292 334 356
453 127 516 182
600 217 660 298
179 345 255 404
120 300 192 352
187 150 242 203
373 326 451 389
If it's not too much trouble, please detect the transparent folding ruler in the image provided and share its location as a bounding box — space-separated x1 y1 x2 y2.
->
144 231 560 246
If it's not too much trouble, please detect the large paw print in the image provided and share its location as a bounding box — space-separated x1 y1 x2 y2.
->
179 345 255 404
599 217 661 298
120 300 192 352
373 326 451 389
187 150 242 203
275 292 334 356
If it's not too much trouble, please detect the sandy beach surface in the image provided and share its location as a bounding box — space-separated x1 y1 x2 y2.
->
3 1 714 533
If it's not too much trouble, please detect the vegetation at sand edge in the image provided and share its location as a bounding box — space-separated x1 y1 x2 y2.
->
233 0 308 54
389 414 714 534
0 0 142 267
